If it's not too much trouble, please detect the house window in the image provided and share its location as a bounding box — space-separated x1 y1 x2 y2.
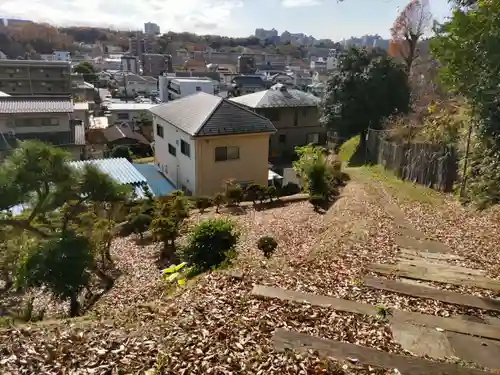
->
294 110 299 126
266 109 280 121
40 118 59 126
307 133 320 145
279 134 286 144
180 139 190 157
195 86 202 91
156 124 164 138
117 112 129 120
215 146 240 162
168 143 176 156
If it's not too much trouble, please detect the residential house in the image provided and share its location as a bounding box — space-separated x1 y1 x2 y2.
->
229 84 325 160
289 71 313 90
118 74 158 96
104 102 155 126
0 95 86 159
150 92 276 196
229 75 267 97
87 123 151 158
310 58 328 73
74 101 91 129
71 74 96 102
268 73 294 87
0 59 72 95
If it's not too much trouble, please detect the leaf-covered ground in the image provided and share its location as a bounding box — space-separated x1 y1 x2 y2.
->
2 168 500 374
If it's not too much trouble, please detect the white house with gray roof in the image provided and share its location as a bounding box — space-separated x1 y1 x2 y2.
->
149 92 276 196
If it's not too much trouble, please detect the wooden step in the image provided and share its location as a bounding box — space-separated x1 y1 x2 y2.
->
399 249 464 262
251 285 500 340
363 277 500 312
396 259 485 276
274 329 494 375
395 235 452 254
368 263 500 291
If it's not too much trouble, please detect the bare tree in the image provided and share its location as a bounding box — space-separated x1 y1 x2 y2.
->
389 0 432 74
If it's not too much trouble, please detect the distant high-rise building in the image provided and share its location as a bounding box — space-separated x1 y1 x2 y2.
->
129 34 157 62
144 22 160 35
255 28 279 41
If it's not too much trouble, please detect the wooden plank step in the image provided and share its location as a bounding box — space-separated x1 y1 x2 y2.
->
368 263 500 292
395 235 452 254
273 329 494 375
251 285 500 340
399 227 427 240
399 249 464 262
390 320 456 358
396 259 485 277
447 331 500 370
397 255 457 267
363 277 500 313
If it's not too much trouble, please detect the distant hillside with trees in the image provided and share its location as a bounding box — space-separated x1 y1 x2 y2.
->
0 20 381 60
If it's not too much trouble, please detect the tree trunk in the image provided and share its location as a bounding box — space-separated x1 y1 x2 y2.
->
69 294 80 317
92 265 114 290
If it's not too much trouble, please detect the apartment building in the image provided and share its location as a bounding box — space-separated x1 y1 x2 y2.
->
129 35 157 62
144 22 160 35
142 54 172 77
0 59 72 96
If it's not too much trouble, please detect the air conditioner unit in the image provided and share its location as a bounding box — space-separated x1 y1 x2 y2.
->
7 130 16 137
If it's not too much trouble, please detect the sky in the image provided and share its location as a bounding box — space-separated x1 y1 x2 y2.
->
0 0 452 40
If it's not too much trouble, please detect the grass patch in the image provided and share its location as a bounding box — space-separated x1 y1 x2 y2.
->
351 164 446 205
133 156 154 164
339 136 360 164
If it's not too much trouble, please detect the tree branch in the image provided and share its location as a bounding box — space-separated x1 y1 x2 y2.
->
0 218 51 238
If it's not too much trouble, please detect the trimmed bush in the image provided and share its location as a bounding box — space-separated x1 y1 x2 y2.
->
267 186 277 201
309 194 326 211
179 219 239 271
212 192 225 213
195 196 212 213
257 236 278 258
128 213 152 239
226 185 243 206
245 183 264 203
280 182 301 196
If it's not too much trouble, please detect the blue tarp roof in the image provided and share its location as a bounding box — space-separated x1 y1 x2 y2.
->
133 163 176 197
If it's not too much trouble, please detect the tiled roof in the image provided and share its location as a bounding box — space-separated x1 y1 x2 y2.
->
149 92 276 137
229 85 320 108
69 158 147 185
103 124 149 144
0 96 73 114
232 75 266 87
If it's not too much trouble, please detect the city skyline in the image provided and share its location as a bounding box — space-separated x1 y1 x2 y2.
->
0 0 451 41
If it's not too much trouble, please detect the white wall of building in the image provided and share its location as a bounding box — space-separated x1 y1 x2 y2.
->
54 51 71 61
153 115 196 193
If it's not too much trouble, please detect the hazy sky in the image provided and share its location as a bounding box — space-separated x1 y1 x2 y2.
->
0 0 451 40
